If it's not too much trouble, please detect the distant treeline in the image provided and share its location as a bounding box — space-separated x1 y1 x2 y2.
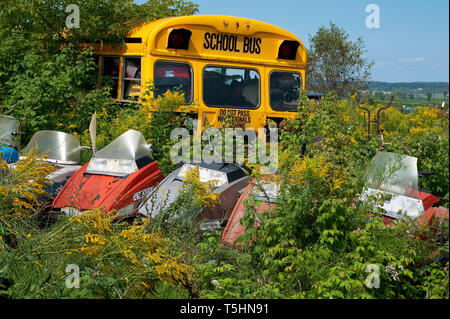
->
368 81 449 93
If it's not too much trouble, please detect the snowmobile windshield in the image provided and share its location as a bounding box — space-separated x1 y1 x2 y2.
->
0 115 20 147
177 164 228 187
21 131 80 165
86 129 154 177
176 162 247 188
252 181 278 203
364 152 420 199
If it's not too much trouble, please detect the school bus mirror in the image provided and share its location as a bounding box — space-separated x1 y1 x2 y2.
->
168 28 192 50
278 40 300 60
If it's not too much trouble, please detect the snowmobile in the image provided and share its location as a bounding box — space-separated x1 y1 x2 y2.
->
360 152 448 227
0 115 21 163
221 143 306 245
1 117 84 212
222 179 278 245
360 151 449 266
20 130 84 200
138 161 250 230
51 129 164 220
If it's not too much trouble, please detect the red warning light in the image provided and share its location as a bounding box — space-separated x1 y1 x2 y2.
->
168 29 192 50
278 40 300 60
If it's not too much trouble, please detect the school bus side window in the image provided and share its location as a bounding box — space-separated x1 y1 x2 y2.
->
203 66 260 109
269 71 302 112
101 56 120 98
122 57 142 101
154 61 193 103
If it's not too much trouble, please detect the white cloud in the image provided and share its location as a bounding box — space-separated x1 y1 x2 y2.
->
397 57 426 63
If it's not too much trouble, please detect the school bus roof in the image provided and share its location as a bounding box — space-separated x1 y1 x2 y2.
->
97 15 307 67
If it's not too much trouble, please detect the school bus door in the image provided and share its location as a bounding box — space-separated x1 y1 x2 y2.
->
199 63 266 131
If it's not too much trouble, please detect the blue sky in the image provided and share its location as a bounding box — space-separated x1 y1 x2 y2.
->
135 0 449 82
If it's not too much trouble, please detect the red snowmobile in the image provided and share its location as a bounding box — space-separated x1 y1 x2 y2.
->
51 129 163 220
361 152 448 243
222 179 277 245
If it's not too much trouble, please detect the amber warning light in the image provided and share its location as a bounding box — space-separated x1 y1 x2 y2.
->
168 28 192 50
278 40 300 60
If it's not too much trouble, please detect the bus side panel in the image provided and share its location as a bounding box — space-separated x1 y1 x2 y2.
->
141 55 152 97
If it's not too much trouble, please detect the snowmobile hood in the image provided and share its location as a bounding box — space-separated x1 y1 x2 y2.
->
177 162 246 187
52 160 162 214
222 181 277 246
139 162 248 218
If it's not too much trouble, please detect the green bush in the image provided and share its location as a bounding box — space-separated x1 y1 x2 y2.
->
190 95 449 299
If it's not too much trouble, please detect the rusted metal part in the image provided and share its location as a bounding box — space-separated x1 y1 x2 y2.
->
356 95 394 141
375 95 394 135
439 108 449 120
355 96 371 140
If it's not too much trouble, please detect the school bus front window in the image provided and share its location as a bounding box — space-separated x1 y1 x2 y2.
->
122 57 141 100
269 71 302 112
101 56 120 98
203 66 260 109
154 61 193 103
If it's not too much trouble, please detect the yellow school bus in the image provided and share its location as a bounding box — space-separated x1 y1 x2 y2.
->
92 15 307 130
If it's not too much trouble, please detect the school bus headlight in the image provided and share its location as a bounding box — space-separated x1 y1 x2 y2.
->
278 40 300 60
168 28 192 50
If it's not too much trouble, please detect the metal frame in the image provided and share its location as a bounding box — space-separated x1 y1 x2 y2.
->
356 95 394 141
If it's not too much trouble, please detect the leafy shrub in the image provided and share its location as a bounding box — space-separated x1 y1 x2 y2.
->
0 209 194 298
0 149 55 218
0 48 117 144
191 94 448 299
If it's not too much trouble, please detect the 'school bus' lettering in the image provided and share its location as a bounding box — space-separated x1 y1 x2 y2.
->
92 15 307 131
203 32 262 54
